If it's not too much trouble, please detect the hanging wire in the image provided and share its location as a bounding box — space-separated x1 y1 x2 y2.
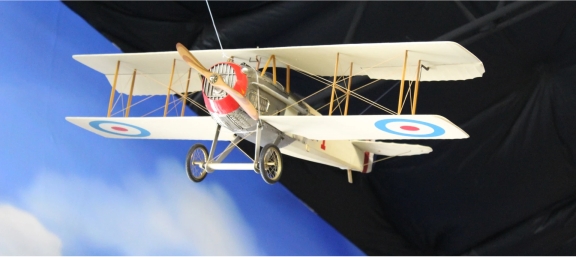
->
205 0 229 59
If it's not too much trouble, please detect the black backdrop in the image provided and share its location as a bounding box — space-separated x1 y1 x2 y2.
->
63 1 576 255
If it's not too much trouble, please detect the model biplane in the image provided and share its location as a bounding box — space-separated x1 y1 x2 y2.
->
66 41 484 184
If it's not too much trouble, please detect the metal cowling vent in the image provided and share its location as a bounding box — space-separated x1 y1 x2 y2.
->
202 63 237 100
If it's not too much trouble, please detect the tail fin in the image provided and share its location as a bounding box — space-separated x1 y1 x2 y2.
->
362 151 375 173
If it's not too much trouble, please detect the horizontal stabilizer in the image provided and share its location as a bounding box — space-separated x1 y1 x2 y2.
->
352 141 432 156
66 116 236 141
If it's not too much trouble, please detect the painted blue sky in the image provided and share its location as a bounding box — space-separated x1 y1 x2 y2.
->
0 2 364 255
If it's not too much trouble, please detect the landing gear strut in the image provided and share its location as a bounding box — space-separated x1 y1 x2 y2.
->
253 120 283 184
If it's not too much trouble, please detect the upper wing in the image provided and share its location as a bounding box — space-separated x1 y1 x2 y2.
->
73 41 484 96
66 116 236 141
261 114 469 140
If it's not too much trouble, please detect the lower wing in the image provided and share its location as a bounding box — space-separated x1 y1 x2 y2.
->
66 114 466 141
65 116 236 141
261 114 468 140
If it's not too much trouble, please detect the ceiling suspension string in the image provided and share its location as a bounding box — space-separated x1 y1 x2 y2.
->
205 0 229 59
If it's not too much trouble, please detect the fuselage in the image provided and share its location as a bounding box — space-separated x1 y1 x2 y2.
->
202 62 371 172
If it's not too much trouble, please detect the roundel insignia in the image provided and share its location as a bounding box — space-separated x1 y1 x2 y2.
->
89 121 151 137
374 118 445 137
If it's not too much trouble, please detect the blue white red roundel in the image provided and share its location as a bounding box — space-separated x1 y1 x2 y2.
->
89 121 151 137
374 118 445 137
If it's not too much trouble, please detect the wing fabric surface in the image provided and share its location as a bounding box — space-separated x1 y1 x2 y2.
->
261 114 468 140
73 41 484 96
66 117 236 141
67 115 467 141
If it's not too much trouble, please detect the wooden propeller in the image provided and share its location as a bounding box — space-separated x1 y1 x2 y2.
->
176 43 259 120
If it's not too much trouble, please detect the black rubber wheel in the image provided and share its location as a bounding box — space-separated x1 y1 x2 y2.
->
259 144 283 184
185 144 208 183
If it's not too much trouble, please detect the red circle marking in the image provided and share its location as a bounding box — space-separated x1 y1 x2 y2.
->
111 126 128 132
400 125 420 131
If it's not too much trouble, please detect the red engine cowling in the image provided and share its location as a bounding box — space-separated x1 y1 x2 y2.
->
201 62 257 132
202 62 248 115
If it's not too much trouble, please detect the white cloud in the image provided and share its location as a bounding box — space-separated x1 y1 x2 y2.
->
20 158 262 255
0 204 62 255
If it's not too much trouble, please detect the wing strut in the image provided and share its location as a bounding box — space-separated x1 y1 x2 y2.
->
344 62 353 115
397 50 409 114
397 53 427 115
260 55 277 85
412 60 422 115
107 60 121 117
181 68 192 116
328 53 340 115
125 69 137 117
285 65 291 93
163 59 176 117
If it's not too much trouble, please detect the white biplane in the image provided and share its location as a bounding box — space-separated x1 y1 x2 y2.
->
66 42 484 184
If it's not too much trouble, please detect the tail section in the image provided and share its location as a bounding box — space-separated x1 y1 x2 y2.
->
362 151 375 173
353 140 432 173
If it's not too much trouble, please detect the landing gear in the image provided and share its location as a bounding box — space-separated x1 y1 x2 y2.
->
185 144 208 182
259 144 283 184
252 121 283 184
184 122 284 185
